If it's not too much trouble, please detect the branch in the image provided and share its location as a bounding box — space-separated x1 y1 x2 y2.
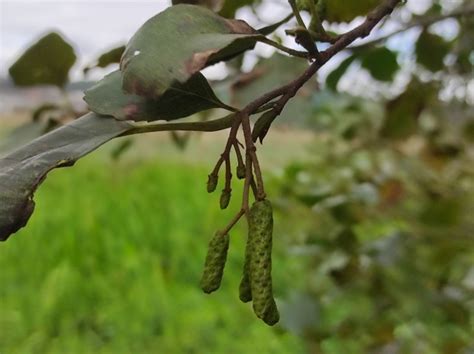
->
349 3 474 50
288 0 307 29
259 37 309 58
121 114 235 136
243 0 403 122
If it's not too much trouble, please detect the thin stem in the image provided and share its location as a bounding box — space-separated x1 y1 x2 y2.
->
349 4 474 50
259 37 308 58
288 0 307 29
122 114 235 136
241 113 266 200
242 152 253 212
224 156 232 192
221 209 245 235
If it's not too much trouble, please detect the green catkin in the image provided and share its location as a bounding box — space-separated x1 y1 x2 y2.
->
248 199 280 326
200 231 229 294
239 232 253 303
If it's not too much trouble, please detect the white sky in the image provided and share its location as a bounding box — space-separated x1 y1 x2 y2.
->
0 0 467 101
0 0 433 81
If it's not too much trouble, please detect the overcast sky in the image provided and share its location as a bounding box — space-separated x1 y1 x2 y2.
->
0 0 453 85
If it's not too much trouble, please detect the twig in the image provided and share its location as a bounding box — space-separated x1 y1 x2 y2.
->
220 209 245 235
259 37 309 58
122 113 235 136
288 0 307 29
349 4 474 50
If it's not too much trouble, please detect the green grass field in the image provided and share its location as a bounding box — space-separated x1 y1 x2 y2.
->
0 141 307 354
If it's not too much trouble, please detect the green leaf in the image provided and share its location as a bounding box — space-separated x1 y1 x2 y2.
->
360 47 399 82
320 0 380 23
380 80 434 140
231 53 315 127
0 113 132 241
219 0 259 18
258 14 293 36
326 55 357 91
0 121 52 154
8 32 76 88
84 70 234 121
415 31 451 72
121 4 261 99
84 45 125 74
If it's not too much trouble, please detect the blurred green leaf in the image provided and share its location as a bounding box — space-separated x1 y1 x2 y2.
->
220 0 259 18
326 55 357 91
121 5 261 99
380 80 433 139
8 32 76 88
320 0 380 23
84 70 234 122
360 47 399 82
415 31 451 72
231 53 315 126
83 45 125 74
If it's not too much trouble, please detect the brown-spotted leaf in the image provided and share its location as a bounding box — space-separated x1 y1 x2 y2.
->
0 113 132 241
120 4 261 99
84 70 234 121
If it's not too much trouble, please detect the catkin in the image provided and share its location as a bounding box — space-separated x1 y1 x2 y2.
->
248 199 280 325
200 231 229 294
239 232 253 303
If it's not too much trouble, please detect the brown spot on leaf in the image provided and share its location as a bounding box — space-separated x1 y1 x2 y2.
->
225 19 258 35
123 104 140 119
185 49 219 74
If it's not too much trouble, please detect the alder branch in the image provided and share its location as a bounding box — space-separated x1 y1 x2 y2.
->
241 0 403 128
350 3 474 50
122 113 236 136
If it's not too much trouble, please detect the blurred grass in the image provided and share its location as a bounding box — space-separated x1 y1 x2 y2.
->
0 143 306 354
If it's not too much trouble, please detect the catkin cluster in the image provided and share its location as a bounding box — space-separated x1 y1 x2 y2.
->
199 200 279 326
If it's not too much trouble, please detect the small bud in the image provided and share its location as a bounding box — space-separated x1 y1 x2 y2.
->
236 164 246 179
220 189 231 209
207 174 218 193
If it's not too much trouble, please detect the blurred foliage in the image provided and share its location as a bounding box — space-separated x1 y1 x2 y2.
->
272 89 474 352
83 45 125 76
8 32 76 88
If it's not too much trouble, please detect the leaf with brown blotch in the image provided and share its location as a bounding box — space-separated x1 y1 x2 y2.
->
120 4 262 99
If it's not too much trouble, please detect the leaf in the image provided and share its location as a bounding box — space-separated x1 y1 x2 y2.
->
0 113 132 241
120 4 261 99
360 47 399 82
415 31 451 72
84 70 234 122
252 109 278 143
83 45 125 74
231 53 315 126
8 32 76 88
219 0 259 18
380 80 434 140
320 0 380 23
326 55 357 91
0 121 52 154
258 13 293 36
